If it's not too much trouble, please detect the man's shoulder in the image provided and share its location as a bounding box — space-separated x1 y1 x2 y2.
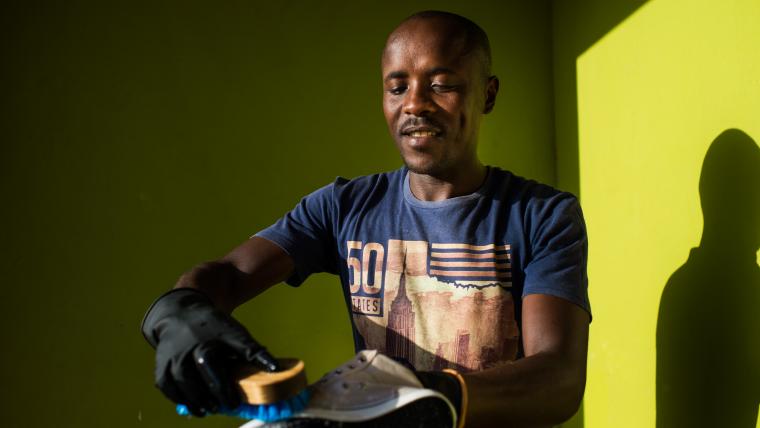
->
491 167 578 205
489 167 583 233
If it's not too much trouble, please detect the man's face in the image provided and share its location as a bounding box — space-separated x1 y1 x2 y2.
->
382 18 496 177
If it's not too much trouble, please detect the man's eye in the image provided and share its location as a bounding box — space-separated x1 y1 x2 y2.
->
432 84 456 92
388 86 407 95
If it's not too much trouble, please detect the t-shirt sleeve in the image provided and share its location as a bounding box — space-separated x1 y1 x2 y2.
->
523 193 591 318
254 182 339 287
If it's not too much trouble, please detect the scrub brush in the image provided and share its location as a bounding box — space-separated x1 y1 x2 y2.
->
176 358 310 423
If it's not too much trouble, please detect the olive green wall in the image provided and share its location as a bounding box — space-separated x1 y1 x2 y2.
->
1 1 555 427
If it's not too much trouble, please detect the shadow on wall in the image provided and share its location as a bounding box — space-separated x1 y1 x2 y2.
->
656 129 760 427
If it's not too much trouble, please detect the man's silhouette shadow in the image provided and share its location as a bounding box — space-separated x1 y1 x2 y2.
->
656 129 760 427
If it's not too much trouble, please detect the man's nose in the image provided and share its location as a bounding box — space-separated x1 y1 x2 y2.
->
402 84 435 116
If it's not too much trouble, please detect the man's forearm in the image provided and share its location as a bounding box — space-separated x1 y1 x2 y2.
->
463 351 586 428
173 236 295 313
174 261 250 313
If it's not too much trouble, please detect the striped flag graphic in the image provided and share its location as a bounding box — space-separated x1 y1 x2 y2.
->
429 243 512 285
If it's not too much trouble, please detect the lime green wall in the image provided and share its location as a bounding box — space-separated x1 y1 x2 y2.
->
551 0 649 195
1 1 555 427
572 0 760 426
551 2 650 425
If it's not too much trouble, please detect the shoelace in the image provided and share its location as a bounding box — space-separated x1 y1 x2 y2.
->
318 353 370 384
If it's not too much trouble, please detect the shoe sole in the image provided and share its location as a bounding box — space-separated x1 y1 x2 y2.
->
241 388 455 428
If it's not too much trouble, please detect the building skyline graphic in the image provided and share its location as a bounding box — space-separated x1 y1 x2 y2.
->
351 239 519 372
385 259 416 364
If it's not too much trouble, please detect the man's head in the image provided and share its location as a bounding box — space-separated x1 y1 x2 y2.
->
382 11 499 178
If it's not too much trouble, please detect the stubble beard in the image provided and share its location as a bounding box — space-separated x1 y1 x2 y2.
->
401 151 453 179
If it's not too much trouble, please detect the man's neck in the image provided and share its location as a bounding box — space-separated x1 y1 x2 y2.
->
408 163 489 202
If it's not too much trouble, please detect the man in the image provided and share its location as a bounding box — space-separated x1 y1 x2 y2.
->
142 10 591 428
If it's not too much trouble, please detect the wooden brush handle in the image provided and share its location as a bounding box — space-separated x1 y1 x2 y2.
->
237 358 307 405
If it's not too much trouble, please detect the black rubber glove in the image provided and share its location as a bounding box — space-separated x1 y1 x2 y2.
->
141 288 279 416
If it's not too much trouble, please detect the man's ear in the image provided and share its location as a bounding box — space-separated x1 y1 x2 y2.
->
483 76 499 114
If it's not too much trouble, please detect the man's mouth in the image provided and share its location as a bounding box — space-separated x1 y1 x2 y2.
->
401 127 443 138
407 130 439 137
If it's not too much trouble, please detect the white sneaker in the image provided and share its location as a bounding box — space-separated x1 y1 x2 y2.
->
240 350 457 428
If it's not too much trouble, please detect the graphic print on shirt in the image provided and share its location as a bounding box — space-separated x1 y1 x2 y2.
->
349 239 519 372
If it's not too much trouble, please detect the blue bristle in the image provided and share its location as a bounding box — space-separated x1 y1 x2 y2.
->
279 400 293 419
256 403 267 420
294 389 310 410
235 405 253 419
174 388 311 422
267 403 278 420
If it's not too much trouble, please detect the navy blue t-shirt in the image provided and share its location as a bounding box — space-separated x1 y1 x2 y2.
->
256 166 590 372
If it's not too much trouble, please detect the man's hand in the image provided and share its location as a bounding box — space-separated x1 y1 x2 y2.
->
141 288 279 416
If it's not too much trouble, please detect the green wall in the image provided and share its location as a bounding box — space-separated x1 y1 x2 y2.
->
1 1 555 427
550 2 649 425
551 0 649 195
566 0 760 426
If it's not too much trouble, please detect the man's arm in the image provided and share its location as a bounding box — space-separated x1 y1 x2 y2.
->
463 294 590 428
173 236 295 313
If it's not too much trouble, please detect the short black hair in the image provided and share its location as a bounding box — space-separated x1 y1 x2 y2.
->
401 10 492 77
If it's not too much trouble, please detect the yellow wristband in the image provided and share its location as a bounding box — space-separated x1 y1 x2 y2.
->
442 368 468 428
